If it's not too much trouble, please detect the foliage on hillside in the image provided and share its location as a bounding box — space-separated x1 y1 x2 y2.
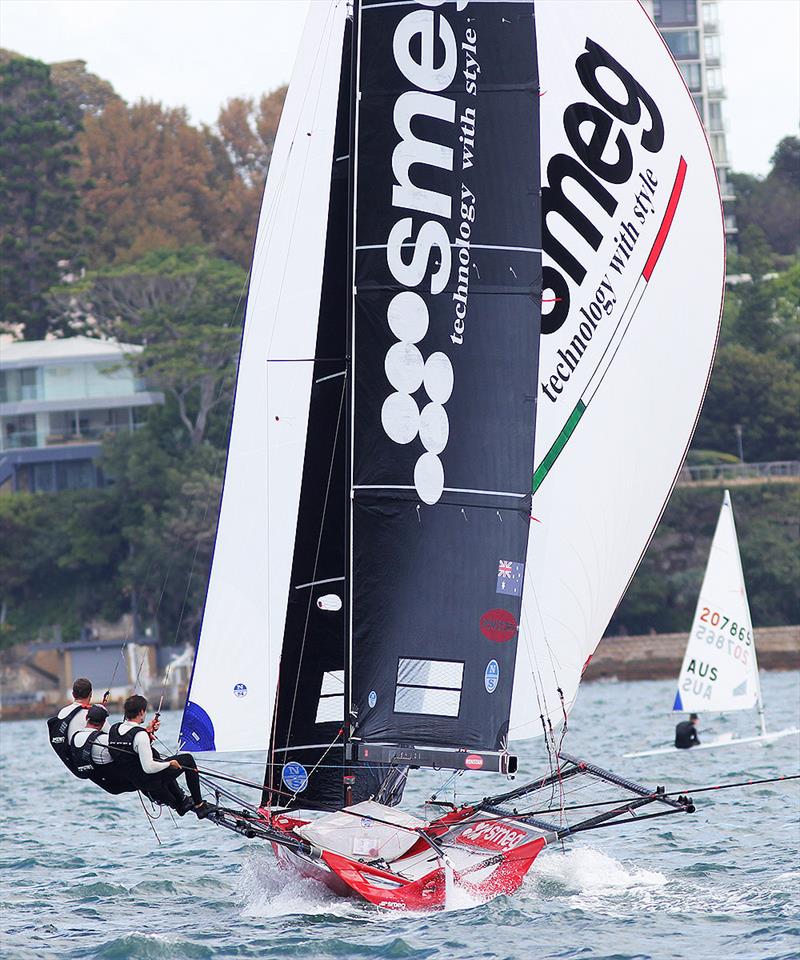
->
609 484 800 636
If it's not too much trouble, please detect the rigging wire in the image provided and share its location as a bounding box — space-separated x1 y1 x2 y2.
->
172 755 800 836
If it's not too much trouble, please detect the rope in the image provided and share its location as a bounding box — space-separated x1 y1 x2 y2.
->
138 791 163 845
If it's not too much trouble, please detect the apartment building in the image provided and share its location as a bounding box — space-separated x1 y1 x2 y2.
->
645 0 737 241
0 337 163 493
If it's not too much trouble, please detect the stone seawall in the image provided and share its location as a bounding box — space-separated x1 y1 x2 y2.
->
584 625 800 682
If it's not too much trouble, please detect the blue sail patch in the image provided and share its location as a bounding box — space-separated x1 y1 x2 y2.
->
179 701 216 751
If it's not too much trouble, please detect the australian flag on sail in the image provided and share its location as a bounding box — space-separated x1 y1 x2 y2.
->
496 560 524 597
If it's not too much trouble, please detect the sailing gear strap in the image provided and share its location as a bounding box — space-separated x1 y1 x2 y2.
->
47 706 85 768
69 730 104 779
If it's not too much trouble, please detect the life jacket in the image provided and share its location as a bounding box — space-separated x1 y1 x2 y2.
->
69 730 105 779
107 722 149 777
47 705 85 772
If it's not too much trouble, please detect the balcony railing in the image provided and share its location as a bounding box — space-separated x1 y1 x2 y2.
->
1 420 145 452
678 461 799 485
45 422 144 445
1 431 38 450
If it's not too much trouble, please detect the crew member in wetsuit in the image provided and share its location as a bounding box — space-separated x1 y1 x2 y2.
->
69 704 132 795
675 713 700 749
108 695 211 817
48 678 104 772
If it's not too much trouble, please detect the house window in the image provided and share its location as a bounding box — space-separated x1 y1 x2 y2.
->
0 367 39 402
704 34 721 62
664 30 699 58
679 62 702 92
654 0 697 26
707 68 723 93
703 3 719 27
708 101 723 131
56 460 96 490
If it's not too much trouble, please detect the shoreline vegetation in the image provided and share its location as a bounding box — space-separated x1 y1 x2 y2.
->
0 53 797 672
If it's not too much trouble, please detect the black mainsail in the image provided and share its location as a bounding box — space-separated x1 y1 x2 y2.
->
347 0 541 782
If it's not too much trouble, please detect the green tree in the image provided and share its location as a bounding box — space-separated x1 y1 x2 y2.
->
106 438 221 646
0 489 126 647
0 55 83 338
52 248 246 446
731 136 800 259
693 343 799 461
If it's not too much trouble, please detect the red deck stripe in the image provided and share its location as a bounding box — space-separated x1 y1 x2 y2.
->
643 156 687 281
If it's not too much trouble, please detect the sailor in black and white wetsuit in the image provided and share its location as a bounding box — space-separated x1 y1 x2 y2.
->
108 694 209 817
48 678 108 772
69 704 132 795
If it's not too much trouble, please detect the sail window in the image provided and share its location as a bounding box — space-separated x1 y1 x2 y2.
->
394 658 463 717
315 670 344 724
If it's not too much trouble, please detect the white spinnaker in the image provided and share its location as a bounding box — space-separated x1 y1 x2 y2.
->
180 1 348 753
673 491 760 714
510 0 724 739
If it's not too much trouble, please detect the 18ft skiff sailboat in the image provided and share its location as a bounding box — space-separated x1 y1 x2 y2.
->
178 0 724 908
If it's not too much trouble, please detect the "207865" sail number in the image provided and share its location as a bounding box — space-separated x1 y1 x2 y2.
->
699 607 752 644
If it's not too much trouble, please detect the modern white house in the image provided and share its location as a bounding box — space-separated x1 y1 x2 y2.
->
0 337 164 493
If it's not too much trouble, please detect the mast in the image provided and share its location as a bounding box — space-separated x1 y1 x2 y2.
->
727 490 768 737
343 0 361 808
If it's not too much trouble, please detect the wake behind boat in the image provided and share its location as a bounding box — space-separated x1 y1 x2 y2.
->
67 0 728 909
625 491 799 759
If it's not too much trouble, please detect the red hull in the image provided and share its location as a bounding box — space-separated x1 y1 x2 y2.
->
264 808 548 910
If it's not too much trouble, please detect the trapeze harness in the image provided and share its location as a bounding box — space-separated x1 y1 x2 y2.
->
47 705 85 775
107 722 151 785
69 730 105 780
69 729 133 795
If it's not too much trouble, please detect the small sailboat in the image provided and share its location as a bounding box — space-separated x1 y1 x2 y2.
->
176 0 725 908
625 491 799 759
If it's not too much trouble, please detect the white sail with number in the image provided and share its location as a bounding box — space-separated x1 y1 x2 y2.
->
673 490 761 714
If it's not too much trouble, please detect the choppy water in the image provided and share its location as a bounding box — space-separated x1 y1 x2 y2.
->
2 672 798 960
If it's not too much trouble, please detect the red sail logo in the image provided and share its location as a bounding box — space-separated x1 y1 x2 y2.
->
480 609 518 642
465 754 484 770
